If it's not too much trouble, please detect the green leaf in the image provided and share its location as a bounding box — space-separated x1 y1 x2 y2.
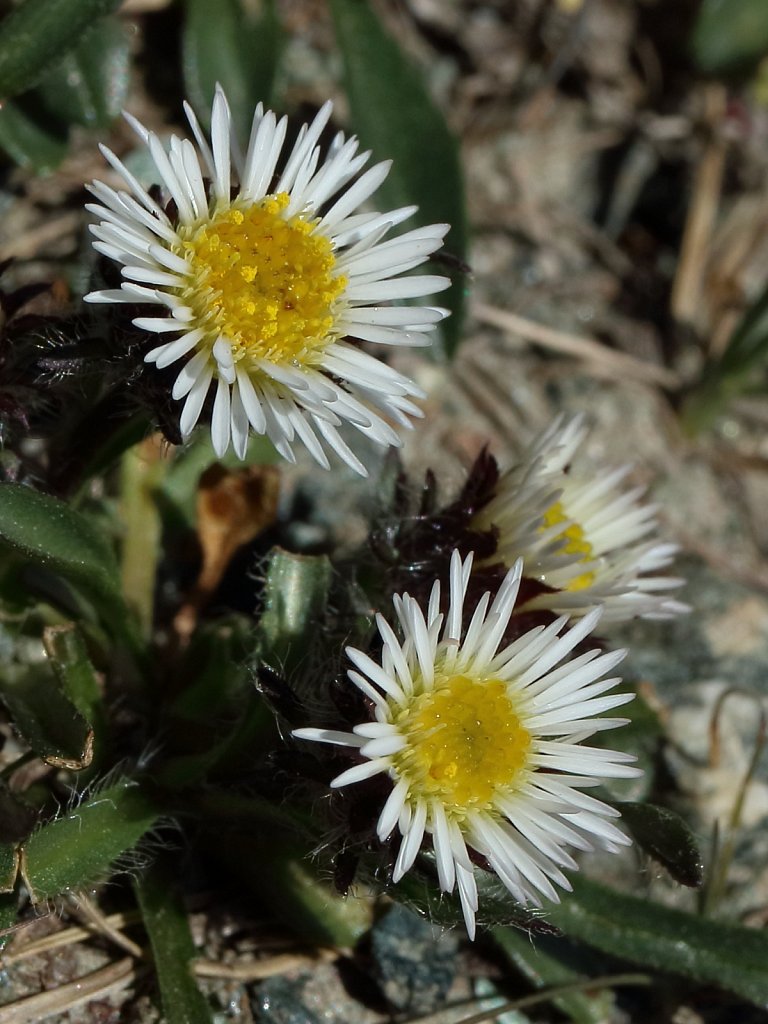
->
0 98 66 171
494 926 615 1024
20 779 161 903
0 663 92 770
330 0 467 356
156 618 273 789
171 619 253 723
0 0 124 100
547 877 768 1007
396 867 559 936
182 0 281 139
213 833 372 947
256 548 333 676
0 484 129 642
33 16 130 129
692 0 768 77
134 857 213 1024
617 802 703 888
42 624 106 765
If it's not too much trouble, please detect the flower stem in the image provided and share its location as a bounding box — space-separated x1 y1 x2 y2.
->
119 436 166 640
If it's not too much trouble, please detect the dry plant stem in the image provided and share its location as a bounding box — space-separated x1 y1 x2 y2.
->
64 893 144 959
194 947 337 981
0 213 80 262
0 957 135 1024
473 301 680 388
702 688 767 914
671 84 728 330
119 436 166 639
2 911 141 964
400 973 651 1024
0 751 37 782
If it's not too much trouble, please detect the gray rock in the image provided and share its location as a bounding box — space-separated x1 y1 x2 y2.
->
369 904 459 1014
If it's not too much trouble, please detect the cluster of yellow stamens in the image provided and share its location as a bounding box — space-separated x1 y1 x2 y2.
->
540 500 596 592
180 193 347 367
392 674 531 818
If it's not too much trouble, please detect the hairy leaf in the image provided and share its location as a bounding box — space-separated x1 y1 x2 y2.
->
618 802 703 888
256 548 333 676
548 877 768 1007
0 484 129 642
21 779 160 902
135 858 213 1024
0 663 92 770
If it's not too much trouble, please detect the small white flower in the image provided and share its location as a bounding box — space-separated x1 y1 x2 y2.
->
294 550 640 939
473 415 689 623
85 87 450 474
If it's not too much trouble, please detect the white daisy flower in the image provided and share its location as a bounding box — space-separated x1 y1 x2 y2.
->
84 87 450 474
473 415 689 623
294 550 640 939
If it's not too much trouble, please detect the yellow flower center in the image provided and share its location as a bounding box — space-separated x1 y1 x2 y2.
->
540 500 596 591
180 193 347 366
392 674 530 819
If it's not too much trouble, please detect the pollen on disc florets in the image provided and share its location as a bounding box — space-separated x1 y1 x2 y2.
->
392 673 531 818
85 90 452 466
179 192 348 368
539 499 597 592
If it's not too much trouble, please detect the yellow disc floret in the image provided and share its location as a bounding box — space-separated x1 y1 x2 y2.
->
392 674 530 819
180 193 347 367
540 500 596 591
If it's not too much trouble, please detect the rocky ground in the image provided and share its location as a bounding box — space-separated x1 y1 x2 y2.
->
2 0 768 1021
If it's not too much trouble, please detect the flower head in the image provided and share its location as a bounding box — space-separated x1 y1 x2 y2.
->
473 415 688 623
85 88 450 473
294 550 639 938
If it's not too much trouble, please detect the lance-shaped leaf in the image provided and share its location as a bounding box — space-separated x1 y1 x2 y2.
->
256 549 333 677
0 98 67 170
547 877 768 1007
330 0 467 356
213 832 372 947
182 0 281 139
494 926 615 1024
617 802 703 888
43 624 106 765
0 663 92 770
135 857 213 1024
20 778 161 903
0 0 124 100
0 484 130 643
34 15 130 129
